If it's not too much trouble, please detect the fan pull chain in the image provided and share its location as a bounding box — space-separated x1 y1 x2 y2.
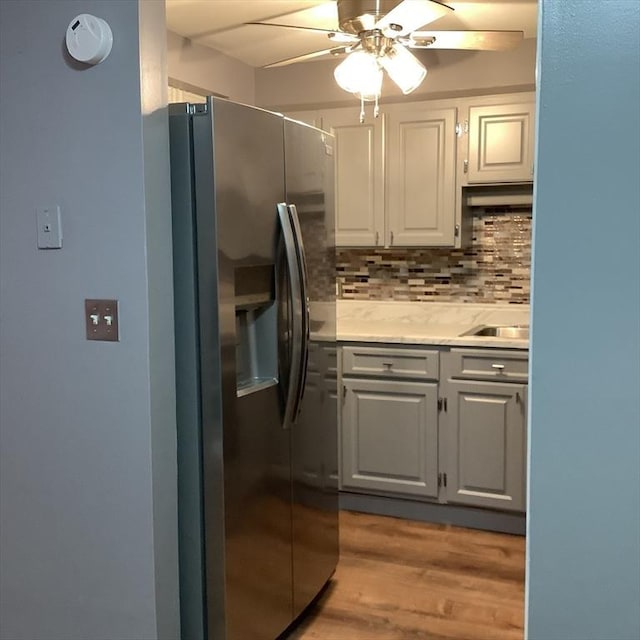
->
359 96 381 123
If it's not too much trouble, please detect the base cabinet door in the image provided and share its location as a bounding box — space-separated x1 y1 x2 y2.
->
341 378 439 497
445 380 526 512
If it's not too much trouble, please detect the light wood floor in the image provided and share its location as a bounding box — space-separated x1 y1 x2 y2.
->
285 510 525 640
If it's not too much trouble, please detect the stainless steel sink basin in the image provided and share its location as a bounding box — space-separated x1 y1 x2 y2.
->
464 325 529 339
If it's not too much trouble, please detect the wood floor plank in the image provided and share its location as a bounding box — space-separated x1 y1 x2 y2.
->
284 510 525 640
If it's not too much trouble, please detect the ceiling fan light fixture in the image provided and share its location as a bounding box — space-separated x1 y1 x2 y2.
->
380 43 427 94
334 50 383 100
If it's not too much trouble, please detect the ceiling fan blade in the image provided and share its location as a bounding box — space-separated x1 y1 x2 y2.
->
263 46 350 69
245 21 334 34
408 30 524 51
245 22 358 43
374 0 452 37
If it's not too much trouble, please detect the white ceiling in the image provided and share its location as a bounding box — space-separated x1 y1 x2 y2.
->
166 0 538 68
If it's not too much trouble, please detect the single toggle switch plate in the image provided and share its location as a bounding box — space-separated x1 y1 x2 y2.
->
36 205 63 249
85 299 119 341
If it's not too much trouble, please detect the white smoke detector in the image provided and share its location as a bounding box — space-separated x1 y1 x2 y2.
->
65 14 113 65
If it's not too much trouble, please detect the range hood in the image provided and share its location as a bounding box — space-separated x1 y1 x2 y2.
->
463 183 533 207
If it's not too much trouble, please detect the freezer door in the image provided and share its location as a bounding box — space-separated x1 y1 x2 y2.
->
192 98 293 640
284 118 339 618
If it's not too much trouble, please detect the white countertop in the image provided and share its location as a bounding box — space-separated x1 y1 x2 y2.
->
310 301 530 350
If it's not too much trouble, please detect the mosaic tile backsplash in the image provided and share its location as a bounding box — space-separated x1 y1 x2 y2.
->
335 208 532 304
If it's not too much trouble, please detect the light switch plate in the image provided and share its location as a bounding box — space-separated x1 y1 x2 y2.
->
85 299 119 342
36 205 63 249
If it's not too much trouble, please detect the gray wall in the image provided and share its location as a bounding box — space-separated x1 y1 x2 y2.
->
526 1 640 638
167 30 256 104
255 37 536 111
0 1 179 638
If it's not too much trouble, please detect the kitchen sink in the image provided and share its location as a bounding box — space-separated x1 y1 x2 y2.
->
463 325 529 339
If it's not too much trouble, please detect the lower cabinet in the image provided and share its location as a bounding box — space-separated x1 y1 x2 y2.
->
339 343 528 516
298 342 339 490
444 380 527 512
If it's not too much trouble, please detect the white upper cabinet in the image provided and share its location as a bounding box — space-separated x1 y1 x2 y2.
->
464 96 536 183
289 91 535 248
320 108 385 247
386 105 457 247
321 102 457 248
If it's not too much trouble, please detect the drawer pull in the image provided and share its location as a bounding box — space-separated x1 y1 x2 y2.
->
382 362 394 370
491 363 505 371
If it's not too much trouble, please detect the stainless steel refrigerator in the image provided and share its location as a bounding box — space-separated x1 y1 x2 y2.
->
169 97 339 640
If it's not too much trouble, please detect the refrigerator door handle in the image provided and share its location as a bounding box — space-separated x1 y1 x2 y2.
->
287 203 310 420
277 203 304 430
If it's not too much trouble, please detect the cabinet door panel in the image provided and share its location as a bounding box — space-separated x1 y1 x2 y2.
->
325 377 339 487
321 109 384 246
342 378 438 497
387 107 457 246
446 380 526 511
459 395 508 492
468 102 535 183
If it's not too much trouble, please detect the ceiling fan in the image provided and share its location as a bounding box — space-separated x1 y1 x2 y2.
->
248 0 524 119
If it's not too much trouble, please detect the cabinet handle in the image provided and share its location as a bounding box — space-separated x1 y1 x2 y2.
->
491 363 505 372
389 230 394 246
463 159 469 174
375 231 379 245
382 362 393 370
516 391 522 403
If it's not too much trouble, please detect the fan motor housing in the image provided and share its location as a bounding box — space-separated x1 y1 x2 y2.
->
337 0 402 34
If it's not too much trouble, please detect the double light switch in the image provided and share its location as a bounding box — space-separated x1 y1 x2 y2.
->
85 299 119 341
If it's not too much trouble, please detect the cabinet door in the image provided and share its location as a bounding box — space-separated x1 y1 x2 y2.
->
341 378 439 497
445 380 526 511
320 108 384 247
386 106 457 246
467 101 535 183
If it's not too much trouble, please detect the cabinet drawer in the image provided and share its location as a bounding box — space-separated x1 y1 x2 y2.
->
342 346 439 380
448 349 528 382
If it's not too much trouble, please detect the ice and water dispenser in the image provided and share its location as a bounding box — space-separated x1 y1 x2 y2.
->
234 264 278 397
